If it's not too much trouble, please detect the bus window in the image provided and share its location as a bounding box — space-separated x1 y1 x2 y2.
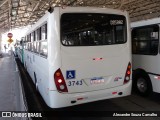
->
115 25 125 43
27 34 31 42
28 43 31 51
35 30 38 41
37 27 41 40
41 23 47 40
39 41 47 57
34 42 39 53
61 13 126 46
31 43 34 52
31 32 36 42
25 43 28 50
132 25 159 55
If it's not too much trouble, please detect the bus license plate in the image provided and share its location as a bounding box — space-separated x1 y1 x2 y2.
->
90 77 104 84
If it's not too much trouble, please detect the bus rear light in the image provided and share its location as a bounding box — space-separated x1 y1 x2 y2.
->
124 62 131 84
60 85 65 90
154 76 160 80
112 92 117 95
127 71 131 75
54 69 68 92
58 79 62 83
77 98 84 101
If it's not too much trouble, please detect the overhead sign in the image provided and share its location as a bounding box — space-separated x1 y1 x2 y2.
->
8 38 13 43
7 33 13 38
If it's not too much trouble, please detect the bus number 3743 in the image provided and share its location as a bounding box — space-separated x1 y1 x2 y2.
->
68 80 83 86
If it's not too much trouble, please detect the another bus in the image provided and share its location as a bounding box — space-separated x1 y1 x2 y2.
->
23 7 131 108
131 17 160 96
16 39 24 63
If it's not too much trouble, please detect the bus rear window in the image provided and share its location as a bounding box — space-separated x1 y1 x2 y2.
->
61 13 127 46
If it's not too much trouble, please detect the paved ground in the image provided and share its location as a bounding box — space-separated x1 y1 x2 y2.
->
0 53 20 120
0 53 18 111
53 89 160 120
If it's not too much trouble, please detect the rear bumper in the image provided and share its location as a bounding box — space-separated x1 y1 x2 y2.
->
48 80 132 108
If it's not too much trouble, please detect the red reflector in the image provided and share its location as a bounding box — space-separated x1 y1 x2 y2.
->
127 71 131 75
112 92 117 95
93 58 103 61
77 98 84 100
54 69 68 92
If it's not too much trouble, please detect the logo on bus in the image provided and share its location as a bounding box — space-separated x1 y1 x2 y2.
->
114 77 122 82
66 70 76 79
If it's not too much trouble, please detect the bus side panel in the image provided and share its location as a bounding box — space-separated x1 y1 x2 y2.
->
133 55 160 93
149 74 160 93
48 8 62 90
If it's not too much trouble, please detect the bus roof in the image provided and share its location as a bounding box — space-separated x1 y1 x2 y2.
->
131 17 160 28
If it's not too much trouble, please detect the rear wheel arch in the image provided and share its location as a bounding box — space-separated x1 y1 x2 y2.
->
132 68 153 96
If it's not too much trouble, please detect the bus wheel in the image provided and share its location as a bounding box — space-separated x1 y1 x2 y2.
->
133 72 152 96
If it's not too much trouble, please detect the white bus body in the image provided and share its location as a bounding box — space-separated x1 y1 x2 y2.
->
16 41 23 63
23 7 131 108
131 18 160 96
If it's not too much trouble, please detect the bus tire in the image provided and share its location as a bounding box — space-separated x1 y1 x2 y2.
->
133 70 152 96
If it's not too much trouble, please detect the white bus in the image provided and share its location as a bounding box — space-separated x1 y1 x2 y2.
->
131 18 160 96
23 7 131 108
